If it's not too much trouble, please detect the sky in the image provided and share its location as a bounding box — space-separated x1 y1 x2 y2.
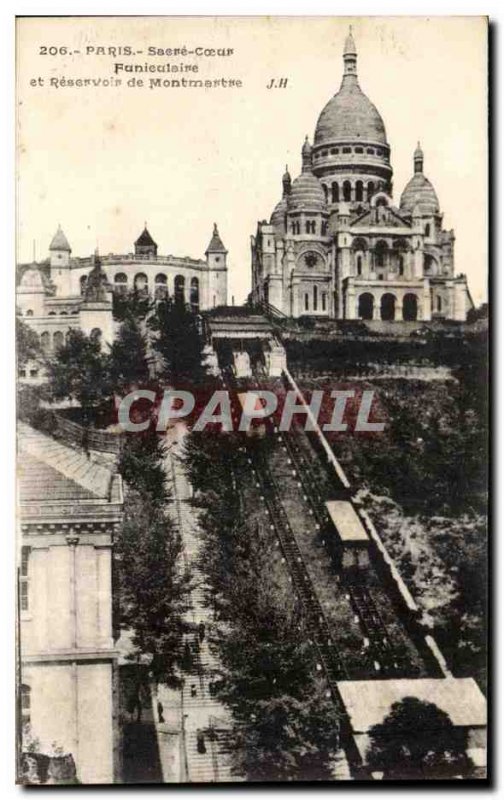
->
16 16 488 305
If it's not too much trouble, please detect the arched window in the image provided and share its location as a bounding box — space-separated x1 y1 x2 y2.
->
437 295 442 312
356 255 363 276
399 256 404 276
305 220 311 235
367 181 375 201
380 293 396 321
424 254 437 276
296 221 301 235
425 223 431 237
48 311 56 316
304 293 309 312
40 331 50 351
190 277 200 312
355 181 364 202
60 311 68 316
53 331 64 350
374 240 388 269
174 274 185 305
80 275 88 295
322 184 328 202
155 273 168 300
313 285 318 311
322 293 327 312
358 293 374 320
134 273 148 293
25 309 33 317
343 181 352 202
114 272 128 284
331 182 339 203
403 293 418 321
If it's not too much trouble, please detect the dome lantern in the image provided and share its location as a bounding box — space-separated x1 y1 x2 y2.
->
343 26 357 77
414 142 424 174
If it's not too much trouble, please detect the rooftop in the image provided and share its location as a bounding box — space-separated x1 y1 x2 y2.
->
337 677 487 732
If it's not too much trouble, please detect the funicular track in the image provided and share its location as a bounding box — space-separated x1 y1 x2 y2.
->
240 369 420 679
278 425 403 675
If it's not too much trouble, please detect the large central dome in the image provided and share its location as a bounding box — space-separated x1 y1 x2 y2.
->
314 30 387 146
314 82 387 146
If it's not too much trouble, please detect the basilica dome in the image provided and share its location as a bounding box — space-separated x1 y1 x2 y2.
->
287 139 327 212
314 31 388 147
400 144 440 215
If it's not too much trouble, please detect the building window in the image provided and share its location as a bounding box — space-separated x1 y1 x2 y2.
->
19 368 26 378
358 293 374 320
134 273 148 293
174 275 185 305
29 369 38 378
190 277 200 312
53 331 64 350
331 182 339 203
355 147 364 154
366 148 375 155
399 256 404 276
375 241 388 269
80 275 88 295
26 310 33 317
322 184 328 202
357 255 363 276
21 684 31 728
304 293 309 312
322 292 327 311
437 295 442 312
425 223 431 237
355 181 364 202
40 331 50 352
20 547 30 612
342 147 352 154
343 181 352 202
313 285 318 311
367 181 375 201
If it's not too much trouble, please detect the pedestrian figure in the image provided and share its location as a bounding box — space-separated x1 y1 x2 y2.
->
190 684 197 698
157 700 164 723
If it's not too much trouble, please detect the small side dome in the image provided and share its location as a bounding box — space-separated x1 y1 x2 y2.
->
287 138 327 213
400 144 440 215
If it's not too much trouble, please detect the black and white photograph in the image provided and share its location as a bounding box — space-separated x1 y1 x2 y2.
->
13 14 488 785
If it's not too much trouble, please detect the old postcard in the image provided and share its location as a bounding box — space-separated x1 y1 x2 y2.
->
16 16 488 784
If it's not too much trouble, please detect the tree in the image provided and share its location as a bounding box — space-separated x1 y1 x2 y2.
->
149 298 206 385
45 329 111 418
16 317 42 368
183 430 340 781
109 313 150 395
366 697 470 779
117 428 168 505
116 489 191 687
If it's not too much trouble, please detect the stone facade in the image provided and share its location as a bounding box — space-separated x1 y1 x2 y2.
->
16 223 228 360
18 424 123 783
251 30 474 322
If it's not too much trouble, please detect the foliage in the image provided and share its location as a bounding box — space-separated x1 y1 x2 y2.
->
45 329 111 415
113 288 152 322
366 697 470 779
115 489 190 687
109 313 150 394
117 428 168 506
16 317 42 368
149 298 206 385
183 430 340 781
